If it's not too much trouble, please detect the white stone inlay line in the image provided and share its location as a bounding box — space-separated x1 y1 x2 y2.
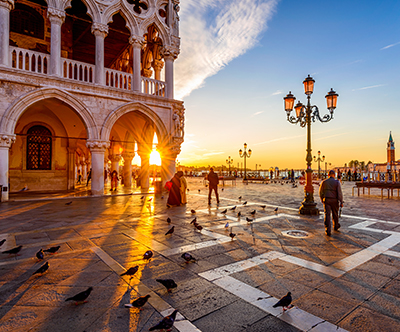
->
160 238 232 257
204 275 348 332
90 247 201 332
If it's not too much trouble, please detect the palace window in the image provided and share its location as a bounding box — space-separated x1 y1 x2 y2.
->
27 125 52 170
11 4 45 39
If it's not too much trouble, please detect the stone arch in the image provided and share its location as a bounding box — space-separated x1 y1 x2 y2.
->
0 88 99 140
100 102 168 144
140 15 171 46
103 4 139 35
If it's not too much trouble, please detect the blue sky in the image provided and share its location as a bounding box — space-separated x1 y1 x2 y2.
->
174 0 400 170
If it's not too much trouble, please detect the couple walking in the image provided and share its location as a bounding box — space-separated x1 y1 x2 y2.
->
167 171 187 206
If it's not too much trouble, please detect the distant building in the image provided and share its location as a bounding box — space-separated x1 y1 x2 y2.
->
367 132 400 174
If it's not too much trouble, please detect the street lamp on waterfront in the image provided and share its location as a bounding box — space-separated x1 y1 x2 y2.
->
313 151 325 179
284 75 338 215
239 143 252 181
226 156 233 176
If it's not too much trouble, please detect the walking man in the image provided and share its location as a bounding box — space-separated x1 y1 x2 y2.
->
207 167 220 205
319 170 343 236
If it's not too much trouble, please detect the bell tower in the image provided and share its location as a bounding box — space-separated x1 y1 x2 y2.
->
387 131 395 166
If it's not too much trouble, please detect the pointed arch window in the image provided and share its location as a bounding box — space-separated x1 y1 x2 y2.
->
27 125 52 170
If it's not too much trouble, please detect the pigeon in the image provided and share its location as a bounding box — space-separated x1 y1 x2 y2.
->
221 188 224 191
195 225 203 231
237 211 241 218
260 205 266 209
161 196 164 199
238 196 242 200
165 226 175 236
187 188 190 192
149 309 178 331
167 217 171 224
36 249 44 260
156 279 177 292
273 292 292 311
181 252 196 263
65 201 73 205
44 246 60 254
191 209 196 214
190 217 197 224
250 210 256 215
2 245 22 256
140 196 144 199
198 189 200 193
19 186 28 192
230 206 237 210
224 222 229 229
148 197 153 202
33 262 49 275
143 250 153 260
246 217 253 223
243 201 247 205
167 204 171 208
125 294 151 309
229 231 236 240
120 266 139 278
65 287 93 304
0 239 6 247
221 209 227 214
274 207 279 213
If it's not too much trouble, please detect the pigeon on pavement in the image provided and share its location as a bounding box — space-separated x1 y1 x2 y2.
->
0 239 6 247
229 231 236 240
190 217 197 224
198 189 200 193
238 196 242 200
273 292 292 311
237 211 241 218
33 262 49 275
230 206 237 210
65 201 73 205
65 287 93 304
274 207 279 213
181 252 196 263
36 249 44 260
143 250 153 260
167 217 171 224
243 201 247 205
260 205 266 209
191 209 196 214
2 245 22 256
125 294 151 310
195 224 203 231
44 246 60 254
221 209 227 214
165 226 175 236
149 309 178 331
250 210 256 215
246 217 253 222
224 222 229 229
156 279 177 292
121 266 139 278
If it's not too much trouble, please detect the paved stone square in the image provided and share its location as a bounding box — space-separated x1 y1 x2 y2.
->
1 179 400 332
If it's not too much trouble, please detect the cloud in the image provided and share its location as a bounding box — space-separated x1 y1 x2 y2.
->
253 134 305 146
251 111 264 117
175 0 279 99
381 41 400 50
352 84 385 91
271 90 283 96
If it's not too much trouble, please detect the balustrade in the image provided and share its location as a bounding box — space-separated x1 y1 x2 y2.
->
62 58 94 83
141 77 165 97
10 47 49 74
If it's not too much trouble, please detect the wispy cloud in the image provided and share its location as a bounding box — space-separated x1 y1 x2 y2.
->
253 134 304 146
272 90 283 96
175 0 279 99
314 133 347 141
251 111 264 117
352 84 385 91
381 41 400 50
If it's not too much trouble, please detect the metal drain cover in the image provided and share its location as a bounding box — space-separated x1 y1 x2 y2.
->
282 230 310 238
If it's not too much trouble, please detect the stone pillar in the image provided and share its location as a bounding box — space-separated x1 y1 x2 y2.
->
92 23 108 85
83 160 88 181
130 36 144 92
162 46 179 99
0 0 13 67
0 134 16 202
109 154 122 174
67 148 76 190
122 153 134 187
47 7 65 77
161 150 178 187
153 59 164 81
138 153 150 189
86 140 109 195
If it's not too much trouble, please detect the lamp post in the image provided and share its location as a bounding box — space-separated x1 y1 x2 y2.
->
313 151 325 179
226 156 233 176
239 143 252 181
284 75 338 215
324 161 331 179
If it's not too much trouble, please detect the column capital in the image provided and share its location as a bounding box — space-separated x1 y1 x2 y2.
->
153 59 164 71
86 140 110 152
129 35 145 48
0 134 16 148
0 0 14 11
108 154 122 163
161 45 179 60
91 22 108 37
122 153 135 161
47 7 65 25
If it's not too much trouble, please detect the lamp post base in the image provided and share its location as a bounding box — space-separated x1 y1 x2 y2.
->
299 201 319 215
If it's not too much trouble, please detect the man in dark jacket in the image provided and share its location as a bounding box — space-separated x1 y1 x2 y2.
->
319 170 343 236
207 167 220 205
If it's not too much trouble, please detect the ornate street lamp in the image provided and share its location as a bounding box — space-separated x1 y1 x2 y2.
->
226 156 233 176
284 75 338 215
239 143 252 181
313 151 325 179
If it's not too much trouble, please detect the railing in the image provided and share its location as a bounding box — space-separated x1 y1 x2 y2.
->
8 47 167 97
62 58 94 83
10 47 49 74
141 77 165 97
105 68 131 91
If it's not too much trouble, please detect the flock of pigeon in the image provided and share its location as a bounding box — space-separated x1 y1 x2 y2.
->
0 194 292 331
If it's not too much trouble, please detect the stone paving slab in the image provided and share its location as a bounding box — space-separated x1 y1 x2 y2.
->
0 179 400 331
